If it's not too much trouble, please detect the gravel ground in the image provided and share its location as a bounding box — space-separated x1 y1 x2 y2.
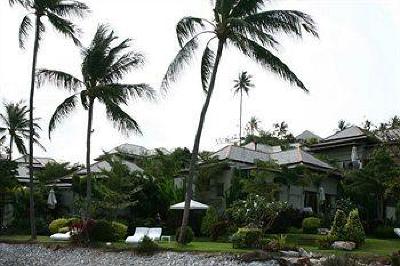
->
0 244 279 266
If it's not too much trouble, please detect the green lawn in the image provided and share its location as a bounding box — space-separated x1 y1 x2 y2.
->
1 234 399 257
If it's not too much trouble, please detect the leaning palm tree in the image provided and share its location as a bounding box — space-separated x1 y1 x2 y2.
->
0 102 44 160
37 24 155 219
233 71 254 145
162 0 318 243
9 0 89 240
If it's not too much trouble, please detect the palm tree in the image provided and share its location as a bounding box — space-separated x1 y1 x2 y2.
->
233 71 254 145
246 116 260 136
37 25 155 219
162 0 318 243
9 0 89 240
273 121 288 138
0 102 44 160
337 119 350 132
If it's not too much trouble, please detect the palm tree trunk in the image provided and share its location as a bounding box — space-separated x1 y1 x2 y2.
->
239 89 242 146
178 40 224 243
8 135 13 161
28 15 41 241
85 99 94 219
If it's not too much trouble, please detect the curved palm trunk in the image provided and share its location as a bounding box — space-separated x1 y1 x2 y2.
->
85 99 94 219
178 40 224 243
28 15 41 241
239 89 243 146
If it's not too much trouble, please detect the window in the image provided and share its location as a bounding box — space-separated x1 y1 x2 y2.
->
216 183 224 197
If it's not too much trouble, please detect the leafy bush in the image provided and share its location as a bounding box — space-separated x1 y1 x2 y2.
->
344 209 366 246
112 222 128 240
268 207 304 233
318 234 336 249
373 225 396 239
210 220 230 241
67 217 81 226
227 194 288 231
70 219 96 245
336 198 356 216
49 218 69 234
302 217 321 234
175 226 194 244
329 209 347 241
135 236 159 255
201 206 218 236
392 251 400 266
232 227 263 249
58 226 70 233
90 220 115 242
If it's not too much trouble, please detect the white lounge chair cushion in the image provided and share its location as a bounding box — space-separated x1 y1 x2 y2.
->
125 227 149 244
394 228 400 237
50 231 71 241
147 228 162 241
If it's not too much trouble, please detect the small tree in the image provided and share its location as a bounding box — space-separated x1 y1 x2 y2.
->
344 209 366 246
201 206 218 236
329 209 347 241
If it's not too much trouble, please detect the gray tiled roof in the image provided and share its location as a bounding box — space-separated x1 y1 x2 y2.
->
324 126 365 141
212 145 334 170
107 143 170 157
296 130 322 141
212 145 270 164
77 158 143 175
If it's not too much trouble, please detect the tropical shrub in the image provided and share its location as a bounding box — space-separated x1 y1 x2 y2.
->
392 251 400 266
268 207 304 233
209 221 230 241
344 209 366 246
175 226 194 244
227 194 288 231
336 198 356 216
201 206 218 236
232 227 263 249
49 218 69 234
90 220 115 242
318 234 336 249
70 219 96 245
329 209 347 240
58 226 70 233
373 225 396 239
112 222 128 240
302 217 321 234
135 236 159 255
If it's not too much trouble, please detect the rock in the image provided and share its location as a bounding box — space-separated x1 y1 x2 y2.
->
280 250 300 257
280 257 312 266
298 248 312 258
331 241 356 251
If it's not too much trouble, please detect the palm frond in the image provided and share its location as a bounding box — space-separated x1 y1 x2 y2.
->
80 90 89 110
176 16 209 47
244 10 319 38
103 100 142 136
14 134 27 155
229 18 279 49
49 1 90 18
200 44 215 93
95 84 155 105
161 36 201 91
37 69 83 91
8 0 29 7
229 34 307 91
231 0 265 17
33 137 46 151
49 94 78 138
47 12 81 46
19 15 32 49
101 52 144 84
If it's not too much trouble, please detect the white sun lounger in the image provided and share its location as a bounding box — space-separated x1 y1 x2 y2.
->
147 227 162 241
125 227 149 244
394 228 400 238
50 231 71 241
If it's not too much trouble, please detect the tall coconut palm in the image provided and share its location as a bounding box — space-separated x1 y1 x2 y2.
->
0 102 44 160
37 24 155 219
162 0 318 243
233 71 254 145
9 0 89 240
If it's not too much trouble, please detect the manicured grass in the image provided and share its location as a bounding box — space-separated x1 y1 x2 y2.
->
1 234 399 257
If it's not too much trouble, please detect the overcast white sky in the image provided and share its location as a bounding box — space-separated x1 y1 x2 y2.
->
1 0 400 164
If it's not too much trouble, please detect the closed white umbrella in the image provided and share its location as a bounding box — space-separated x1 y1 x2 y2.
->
47 188 57 209
170 200 209 210
351 146 359 162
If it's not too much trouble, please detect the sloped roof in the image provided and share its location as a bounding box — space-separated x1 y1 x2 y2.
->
296 130 322 141
324 126 365 141
106 143 170 157
77 158 143 175
212 145 270 164
14 155 56 166
376 128 400 142
270 149 334 170
212 145 334 170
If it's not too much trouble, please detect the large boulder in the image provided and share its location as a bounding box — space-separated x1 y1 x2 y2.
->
331 241 356 251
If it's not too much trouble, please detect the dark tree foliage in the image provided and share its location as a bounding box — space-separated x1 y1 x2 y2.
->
0 160 18 191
